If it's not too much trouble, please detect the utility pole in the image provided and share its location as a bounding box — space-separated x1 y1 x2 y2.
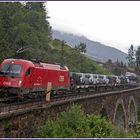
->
61 40 65 64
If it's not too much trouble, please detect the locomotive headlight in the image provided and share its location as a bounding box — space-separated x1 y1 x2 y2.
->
19 80 22 86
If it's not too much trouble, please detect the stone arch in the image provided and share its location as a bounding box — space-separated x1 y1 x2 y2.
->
113 98 126 129
100 107 108 120
128 96 137 129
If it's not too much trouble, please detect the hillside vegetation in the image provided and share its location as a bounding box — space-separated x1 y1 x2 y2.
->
0 2 109 75
53 30 128 64
49 39 110 74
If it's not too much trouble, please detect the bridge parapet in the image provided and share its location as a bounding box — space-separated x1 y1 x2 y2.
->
0 87 140 137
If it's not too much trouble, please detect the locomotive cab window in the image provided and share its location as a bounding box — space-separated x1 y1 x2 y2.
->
26 68 31 76
0 64 21 78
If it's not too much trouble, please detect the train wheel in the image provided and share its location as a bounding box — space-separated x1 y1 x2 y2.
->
51 90 57 97
95 85 99 92
76 89 80 93
86 88 89 92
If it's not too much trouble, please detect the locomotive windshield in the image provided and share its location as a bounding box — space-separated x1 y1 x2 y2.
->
0 64 22 78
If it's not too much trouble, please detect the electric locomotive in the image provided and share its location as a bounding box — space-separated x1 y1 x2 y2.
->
0 59 70 98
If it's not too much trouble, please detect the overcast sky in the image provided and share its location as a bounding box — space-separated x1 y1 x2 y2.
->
46 1 140 53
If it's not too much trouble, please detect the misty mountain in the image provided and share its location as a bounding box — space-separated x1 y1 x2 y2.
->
52 30 128 64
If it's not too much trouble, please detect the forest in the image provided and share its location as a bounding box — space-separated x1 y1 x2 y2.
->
0 2 110 74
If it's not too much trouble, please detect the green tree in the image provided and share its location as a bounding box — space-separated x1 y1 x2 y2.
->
107 59 112 64
127 44 135 67
0 2 52 61
75 42 87 53
17 2 52 59
34 104 113 138
135 46 140 67
0 2 22 60
115 59 121 67
120 61 124 67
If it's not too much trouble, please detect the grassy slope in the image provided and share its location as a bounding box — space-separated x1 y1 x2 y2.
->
49 39 110 75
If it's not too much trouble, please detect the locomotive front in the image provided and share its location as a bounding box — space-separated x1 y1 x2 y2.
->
0 59 34 96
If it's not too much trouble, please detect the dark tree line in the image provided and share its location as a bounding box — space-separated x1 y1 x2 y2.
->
0 2 52 61
127 44 140 67
75 42 87 53
104 59 126 75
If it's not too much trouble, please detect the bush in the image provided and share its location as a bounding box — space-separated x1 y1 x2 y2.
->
34 104 113 138
85 114 112 137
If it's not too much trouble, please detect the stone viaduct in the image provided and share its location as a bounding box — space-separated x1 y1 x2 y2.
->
0 87 140 137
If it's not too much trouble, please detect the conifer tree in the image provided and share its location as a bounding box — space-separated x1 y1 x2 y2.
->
127 44 135 67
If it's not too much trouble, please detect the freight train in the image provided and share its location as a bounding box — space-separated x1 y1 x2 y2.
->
0 59 138 99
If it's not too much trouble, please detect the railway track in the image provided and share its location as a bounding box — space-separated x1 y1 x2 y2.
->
0 84 138 116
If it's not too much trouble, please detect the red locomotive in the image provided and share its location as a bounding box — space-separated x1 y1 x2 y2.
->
0 59 70 98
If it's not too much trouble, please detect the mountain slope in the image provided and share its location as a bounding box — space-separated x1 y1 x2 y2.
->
52 30 128 64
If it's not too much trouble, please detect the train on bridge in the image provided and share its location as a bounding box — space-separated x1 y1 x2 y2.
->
0 58 138 100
